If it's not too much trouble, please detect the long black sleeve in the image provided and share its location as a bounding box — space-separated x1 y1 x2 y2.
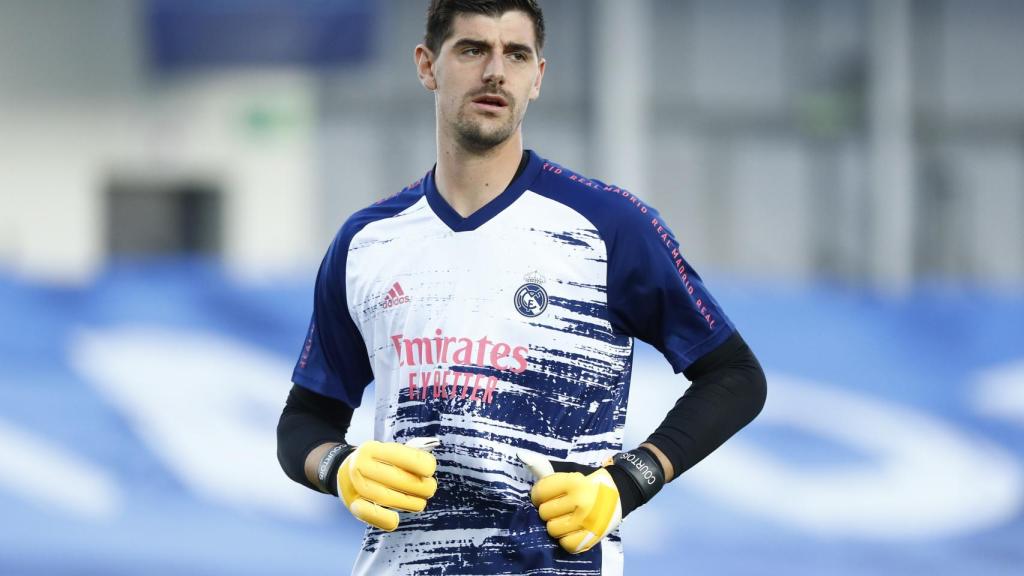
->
644 331 767 479
276 384 355 491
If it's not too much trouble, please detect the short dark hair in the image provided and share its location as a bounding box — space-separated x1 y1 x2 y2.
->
424 0 545 55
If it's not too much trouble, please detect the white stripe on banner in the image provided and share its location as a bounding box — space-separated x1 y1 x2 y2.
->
70 326 332 521
974 360 1024 424
0 418 119 519
625 356 1024 541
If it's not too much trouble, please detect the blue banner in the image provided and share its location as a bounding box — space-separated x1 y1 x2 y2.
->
145 0 377 70
0 262 1021 575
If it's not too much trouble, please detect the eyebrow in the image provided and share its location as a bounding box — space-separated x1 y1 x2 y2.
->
451 38 536 57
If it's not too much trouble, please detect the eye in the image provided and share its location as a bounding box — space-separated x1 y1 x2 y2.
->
462 47 482 56
509 52 528 62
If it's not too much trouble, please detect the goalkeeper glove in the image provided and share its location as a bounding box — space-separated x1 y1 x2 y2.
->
519 447 666 554
318 438 440 532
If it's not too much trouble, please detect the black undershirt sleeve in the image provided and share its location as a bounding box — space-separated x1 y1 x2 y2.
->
276 384 354 492
644 331 767 480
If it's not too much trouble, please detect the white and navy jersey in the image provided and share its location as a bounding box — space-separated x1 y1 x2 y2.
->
292 150 734 575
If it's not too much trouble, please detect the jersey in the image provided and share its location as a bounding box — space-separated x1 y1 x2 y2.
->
292 150 735 575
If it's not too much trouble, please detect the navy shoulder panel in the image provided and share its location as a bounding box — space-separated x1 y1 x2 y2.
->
528 155 734 372
337 175 428 252
291 176 426 407
527 157 658 250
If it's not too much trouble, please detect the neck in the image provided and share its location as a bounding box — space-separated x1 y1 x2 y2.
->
434 130 525 218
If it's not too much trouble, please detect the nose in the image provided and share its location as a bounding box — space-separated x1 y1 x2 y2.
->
482 52 505 85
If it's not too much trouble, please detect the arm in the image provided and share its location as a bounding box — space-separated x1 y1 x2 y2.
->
282 218 436 529
526 332 766 554
645 330 766 481
276 383 354 494
527 192 765 552
277 383 438 532
615 331 767 515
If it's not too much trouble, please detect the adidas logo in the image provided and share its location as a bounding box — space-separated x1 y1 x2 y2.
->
381 281 411 309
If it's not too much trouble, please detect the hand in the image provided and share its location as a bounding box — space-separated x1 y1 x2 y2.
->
337 438 439 532
519 452 622 554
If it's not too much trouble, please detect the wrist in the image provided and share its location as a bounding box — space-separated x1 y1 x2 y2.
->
639 441 675 481
315 443 355 496
606 446 666 517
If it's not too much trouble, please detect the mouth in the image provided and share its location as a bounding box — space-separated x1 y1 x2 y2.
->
471 93 509 112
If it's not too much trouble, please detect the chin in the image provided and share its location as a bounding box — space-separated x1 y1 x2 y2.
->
458 130 513 152
454 120 516 151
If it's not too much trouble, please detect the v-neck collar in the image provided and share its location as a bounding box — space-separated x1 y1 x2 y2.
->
424 150 543 232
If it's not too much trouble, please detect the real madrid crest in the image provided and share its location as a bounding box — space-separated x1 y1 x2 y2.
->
514 271 548 317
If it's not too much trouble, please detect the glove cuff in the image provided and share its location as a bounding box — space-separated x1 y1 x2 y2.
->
316 443 355 496
607 447 666 517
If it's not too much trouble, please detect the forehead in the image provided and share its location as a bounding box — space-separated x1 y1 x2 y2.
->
444 11 538 50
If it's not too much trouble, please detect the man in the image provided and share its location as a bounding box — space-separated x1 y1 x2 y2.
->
277 1 766 574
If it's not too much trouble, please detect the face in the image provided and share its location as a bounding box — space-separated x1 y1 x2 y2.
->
416 11 546 152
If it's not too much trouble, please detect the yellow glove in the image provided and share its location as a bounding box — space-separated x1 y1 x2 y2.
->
521 452 623 554
337 438 439 532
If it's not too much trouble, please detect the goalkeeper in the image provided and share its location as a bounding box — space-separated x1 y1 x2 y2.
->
278 332 764 557
276 0 766 573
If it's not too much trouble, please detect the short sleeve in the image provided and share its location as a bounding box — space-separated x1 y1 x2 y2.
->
607 203 735 373
291 230 373 408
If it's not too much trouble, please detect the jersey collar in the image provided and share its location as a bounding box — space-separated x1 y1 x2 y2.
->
424 150 543 232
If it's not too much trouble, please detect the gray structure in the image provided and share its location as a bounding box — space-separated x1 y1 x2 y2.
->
1 0 1022 288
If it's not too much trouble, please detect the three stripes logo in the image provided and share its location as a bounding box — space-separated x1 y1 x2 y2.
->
381 281 411 309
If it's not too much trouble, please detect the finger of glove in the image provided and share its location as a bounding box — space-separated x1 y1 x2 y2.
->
358 457 438 500
367 442 437 478
537 494 576 521
561 530 600 555
351 469 429 512
530 472 583 507
350 497 400 532
546 513 583 539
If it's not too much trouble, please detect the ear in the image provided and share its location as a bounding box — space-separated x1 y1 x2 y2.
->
414 44 438 91
529 57 546 101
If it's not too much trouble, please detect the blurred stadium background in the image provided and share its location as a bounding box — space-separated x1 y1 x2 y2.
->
1 0 1022 574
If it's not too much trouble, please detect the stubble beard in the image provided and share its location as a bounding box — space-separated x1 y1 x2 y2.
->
451 100 521 153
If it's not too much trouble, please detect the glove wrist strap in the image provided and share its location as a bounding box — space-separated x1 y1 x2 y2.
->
316 443 355 496
609 447 665 515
